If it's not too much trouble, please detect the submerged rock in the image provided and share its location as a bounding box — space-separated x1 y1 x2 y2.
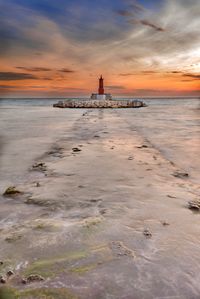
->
161 221 170 226
0 276 6 284
3 186 22 196
137 145 148 149
173 171 189 178
72 147 81 152
32 162 47 172
143 229 152 238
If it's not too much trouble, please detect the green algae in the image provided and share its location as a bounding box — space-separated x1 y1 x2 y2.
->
70 264 97 275
0 287 18 299
20 288 78 299
24 251 87 278
0 287 78 299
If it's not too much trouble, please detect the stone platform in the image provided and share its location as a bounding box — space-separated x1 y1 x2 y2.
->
53 99 147 109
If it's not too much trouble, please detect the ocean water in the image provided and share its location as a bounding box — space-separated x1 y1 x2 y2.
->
0 97 199 192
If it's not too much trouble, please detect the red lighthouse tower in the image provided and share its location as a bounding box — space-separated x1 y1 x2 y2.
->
98 75 104 95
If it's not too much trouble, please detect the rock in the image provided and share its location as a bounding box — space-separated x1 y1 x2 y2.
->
0 261 3 265
137 145 148 149
21 278 27 284
7 270 14 277
128 156 133 160
3 186 22 196
72 147 81 152
167 195 177 199
188 200 200 210
161 221 170 226
0 276 6 284
24 274 45 284
32 162 47 172
36 182 41 187
173 171 189 178
143 229 152 238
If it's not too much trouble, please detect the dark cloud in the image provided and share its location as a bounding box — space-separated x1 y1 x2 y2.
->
16 67 52 72
139 20 165 32
0 85 18 89
141 70 159 74
58 68 75 73
0 72 38 81
115 10 133 17
182 73 200 80
170 71 182 74
119 73 133 76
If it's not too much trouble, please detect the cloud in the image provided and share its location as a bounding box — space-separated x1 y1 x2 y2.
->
140 20 165 32
119 73 134 76
105 85 125 90
16 66 52 72
58 68 75 73
182 73 200 80
0 72 38 81
0 85 18 89
115 10 133 17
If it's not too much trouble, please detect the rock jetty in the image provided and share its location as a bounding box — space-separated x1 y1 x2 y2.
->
53 99 147 109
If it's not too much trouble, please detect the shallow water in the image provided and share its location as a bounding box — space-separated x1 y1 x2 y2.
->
0 98 200 298
0 98 199 190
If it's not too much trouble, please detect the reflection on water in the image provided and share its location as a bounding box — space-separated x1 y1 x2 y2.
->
119 98 200 184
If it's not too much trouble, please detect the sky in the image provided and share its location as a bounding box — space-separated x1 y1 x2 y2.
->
0 0 199 97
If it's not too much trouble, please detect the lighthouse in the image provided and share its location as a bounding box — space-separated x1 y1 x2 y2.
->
90 76 112 100
98 75 104 95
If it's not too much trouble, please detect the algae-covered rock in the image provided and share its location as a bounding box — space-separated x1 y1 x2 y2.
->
23 274 45 284
3 186 22 196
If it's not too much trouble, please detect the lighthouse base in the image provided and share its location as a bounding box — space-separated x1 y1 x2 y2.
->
90 93 112 100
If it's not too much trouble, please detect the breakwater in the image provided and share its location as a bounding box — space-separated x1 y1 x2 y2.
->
53 99 146 108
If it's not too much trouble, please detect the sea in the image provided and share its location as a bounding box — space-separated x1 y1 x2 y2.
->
0 97 199 192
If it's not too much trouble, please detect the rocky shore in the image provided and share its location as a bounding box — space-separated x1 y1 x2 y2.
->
0 108 200 299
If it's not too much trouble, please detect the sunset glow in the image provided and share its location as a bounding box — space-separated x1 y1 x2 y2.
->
0 0 199 97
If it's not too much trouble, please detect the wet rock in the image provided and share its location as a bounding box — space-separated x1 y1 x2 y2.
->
128 156 134 160
7 270 14 277
36 182 41 187
5 233 22 243
137 145 148 149
0 276 6 284
173 171 189 178
94 135 100 138
188 200 200 211
143 229 152 238
72 147 81 152
110 241 135 258
167 195 177 199
0 261 3 265
22 278 27 284
161 221 170 226
23 274 45 284
3 186 22 196
32 162 47 172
